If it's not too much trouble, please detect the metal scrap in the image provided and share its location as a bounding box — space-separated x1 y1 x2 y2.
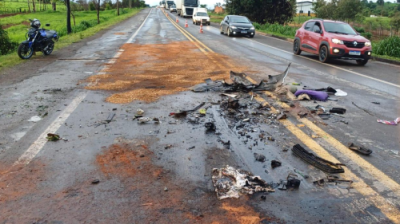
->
212 165 274 200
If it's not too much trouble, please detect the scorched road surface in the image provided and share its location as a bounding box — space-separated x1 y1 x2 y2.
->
0 8 399 224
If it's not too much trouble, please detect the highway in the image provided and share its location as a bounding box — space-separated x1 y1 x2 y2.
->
0 8 399 223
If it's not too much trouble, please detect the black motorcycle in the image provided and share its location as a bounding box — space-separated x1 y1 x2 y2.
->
17 19 59 59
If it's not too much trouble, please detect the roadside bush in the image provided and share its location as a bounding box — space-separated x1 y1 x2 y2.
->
0 25 18 55
353 26 365 33
361 32 372 39
374 36 400 57
253 22 261 30
256 23 297 38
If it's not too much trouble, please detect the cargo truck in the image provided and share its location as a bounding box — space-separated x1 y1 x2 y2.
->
165 1 174 9
175 0 199 18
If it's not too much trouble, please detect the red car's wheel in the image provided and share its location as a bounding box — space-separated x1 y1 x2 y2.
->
293 39 302 55
319 45 329 63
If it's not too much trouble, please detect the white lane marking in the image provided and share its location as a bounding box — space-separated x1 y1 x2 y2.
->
14 92 86 165
246 39 400 89
127 8 153 43
12 9 153 166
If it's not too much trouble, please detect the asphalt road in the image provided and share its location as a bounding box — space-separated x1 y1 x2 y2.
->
0 8 399 223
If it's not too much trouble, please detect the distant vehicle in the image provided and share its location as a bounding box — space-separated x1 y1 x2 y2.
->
192 8 210 25
166 0 174 9
175 0 199 17
294 19 372 65
18 19 58 59
159 1 166 7
170 4 177 12
220 15 255 38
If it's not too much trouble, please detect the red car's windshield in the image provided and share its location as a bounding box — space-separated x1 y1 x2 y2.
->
323 22 357 35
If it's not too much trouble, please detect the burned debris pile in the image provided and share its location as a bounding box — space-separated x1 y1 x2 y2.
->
212 165 274 200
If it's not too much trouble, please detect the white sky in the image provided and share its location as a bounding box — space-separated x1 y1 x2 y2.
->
144 0 398 7
146 0 221 7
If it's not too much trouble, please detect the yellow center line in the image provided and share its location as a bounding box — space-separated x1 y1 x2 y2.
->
263 89 400 196
256 97 400 223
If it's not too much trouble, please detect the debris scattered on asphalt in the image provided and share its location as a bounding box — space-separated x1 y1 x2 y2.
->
187 146 195 150
329 107 346 114
164 187 168 191
91 179 100 184
313 178 325 186
391 150 398 155
292 144 345 173
169 102 205 117
112 108 117 111
277 113 287 120
348 143 372 155
164 145 173 149
43 88 62 92
192 63 291 93
334 89 347 96
138 117 152 124
318 114 331 120
298 112 308 118
136 109 144 116
221 93 237 98
295 90 329 101
371 102 380 105
205 121 216 132
297 94 311 101
267 136 275 141
271 160 281 169
278 173 301 190
254 153 266 162
199 108 207 115
28 116 42 122
297 124 305 128
377 117 400 125
106 113 116 123
212 165 274 200
46 133 61 141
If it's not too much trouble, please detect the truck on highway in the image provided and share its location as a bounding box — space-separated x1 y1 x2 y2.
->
175 0 199 17
192 8 210 25
159 1 166 8
165 1 174 9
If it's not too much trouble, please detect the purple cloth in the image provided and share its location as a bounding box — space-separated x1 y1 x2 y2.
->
295 90 329 101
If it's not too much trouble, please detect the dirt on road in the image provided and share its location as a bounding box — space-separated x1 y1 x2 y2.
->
85 41 248 103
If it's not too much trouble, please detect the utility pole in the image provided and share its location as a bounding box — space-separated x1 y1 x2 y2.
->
66 0 72 33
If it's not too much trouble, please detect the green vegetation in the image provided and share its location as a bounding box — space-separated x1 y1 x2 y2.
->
0 8 141 70
373 36 400 57
0 24 18 54
253 22 296 39
0 0 66 14
224 0 296 25
209 12 225 23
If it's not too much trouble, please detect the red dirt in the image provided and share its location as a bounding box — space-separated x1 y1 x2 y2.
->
94 138 282 224
2 21 30 29
85 41 249 103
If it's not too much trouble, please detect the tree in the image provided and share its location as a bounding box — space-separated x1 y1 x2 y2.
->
66 0 72 34
377 0 384 6
93 0 100 24
312 0 327 17
336 0 362 21
225 0 296 25
200 4 207 8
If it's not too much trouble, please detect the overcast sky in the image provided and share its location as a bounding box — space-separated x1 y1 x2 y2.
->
145 0 222 7
144 0 398 7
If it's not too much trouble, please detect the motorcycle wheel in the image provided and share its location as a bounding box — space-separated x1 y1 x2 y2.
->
43 41 54 55
17 43 34 59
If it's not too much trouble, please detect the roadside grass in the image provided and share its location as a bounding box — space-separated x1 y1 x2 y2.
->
0 8 142 70
209 12 225 24
0 1 66 13
2 9 135 43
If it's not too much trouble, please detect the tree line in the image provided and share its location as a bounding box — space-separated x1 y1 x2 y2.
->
224 0 297 25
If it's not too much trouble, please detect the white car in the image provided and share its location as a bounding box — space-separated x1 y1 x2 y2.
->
193 12 210 25
170 5 177 12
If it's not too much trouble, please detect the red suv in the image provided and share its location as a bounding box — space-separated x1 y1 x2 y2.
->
293 19 372 65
